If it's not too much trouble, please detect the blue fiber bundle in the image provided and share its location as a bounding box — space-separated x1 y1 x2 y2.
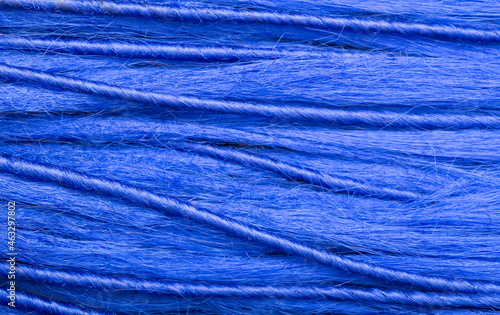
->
0 0 499 314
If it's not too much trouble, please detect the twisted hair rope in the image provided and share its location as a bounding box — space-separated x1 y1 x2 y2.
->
0 36 325 61
177 143 420 201
0 288 109 315
0 132 420 200
0 153 499 294
0 0 499 43
0 116 419 200
1 63 500 129
0 265 497 309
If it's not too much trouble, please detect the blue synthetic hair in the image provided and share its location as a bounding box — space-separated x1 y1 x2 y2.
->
0 288 109 315
2 152 500 295
2 62 500 130
2 0 500 43
2 264 500 309
1 1 499 314
0 36 326 61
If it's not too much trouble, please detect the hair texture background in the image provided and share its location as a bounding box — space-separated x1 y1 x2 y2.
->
0 0 499 314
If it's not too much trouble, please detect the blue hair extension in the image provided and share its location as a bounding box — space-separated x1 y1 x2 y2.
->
0 116 420 200
0 153 499 295
1 1 499 313
2 0 500 43
172 142 421 201
1 50 500 114
3 146 496 264
0 36 326 61
4 115 500 166
0 289 109 315
1 265 499 309
1 63 500 129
